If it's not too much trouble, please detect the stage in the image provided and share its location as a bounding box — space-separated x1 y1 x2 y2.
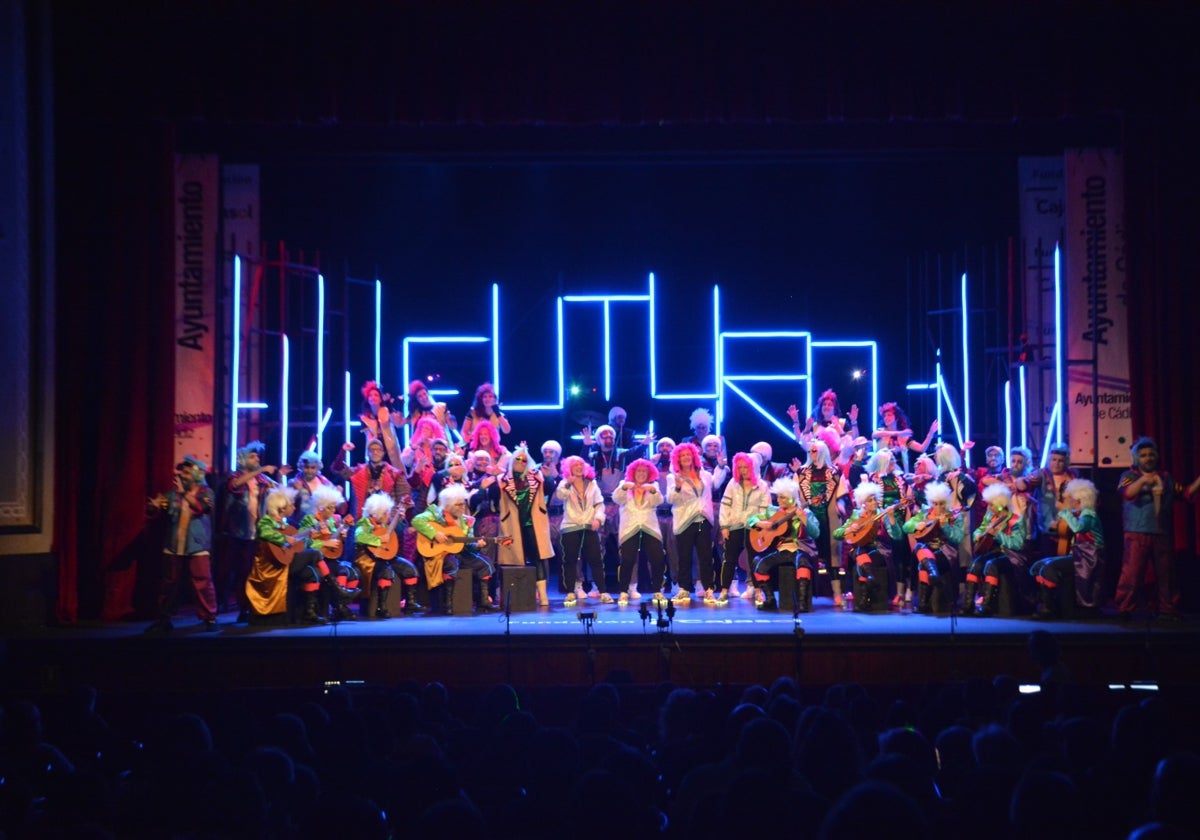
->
4 595 1195 699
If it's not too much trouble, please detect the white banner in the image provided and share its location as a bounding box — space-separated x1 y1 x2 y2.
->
173 154 219 467
1064 149 1131 468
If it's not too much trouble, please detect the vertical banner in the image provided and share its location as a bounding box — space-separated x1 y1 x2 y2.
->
1017 157 1065 456
173 154 219 467
1064 149 1131 468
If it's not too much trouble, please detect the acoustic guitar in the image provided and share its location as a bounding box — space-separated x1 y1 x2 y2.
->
416 521 510 558
840 502 903 547
267 525 315 566
911 507 961 540
973 512 1011 556
748 513 798 554
316 517 356 560
1054 516 1073 556
366 504 407 561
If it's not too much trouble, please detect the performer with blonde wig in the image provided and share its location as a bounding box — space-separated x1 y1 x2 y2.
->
245 486 305 624
1029 478 1105 620
557 455 607 606
797 438 848 606
747 477 820 612
902 480 964 614
354 492 423 618
965 483 1028 617
498 444 556 607
834 481 902 613
613 458 665 606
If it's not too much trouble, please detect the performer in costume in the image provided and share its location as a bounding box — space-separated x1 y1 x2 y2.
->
404 379 458 444
146 456 219 632
245 486 305 624
1030 478 1104 620
581 422 651 598
748 477 820 612
411 484 497 616
651 438 678 595
497 444 556 607
873 402 937 473
865 447 911 609
834 481 902 613
666 443 715 605
797 439 848 606
428 452 468 505
717 452 770 606
557 455 608 606
934 441 978 610
358 380 402 466
459 381 511 442
613 458 665 606
540 440 565 595
680 407 720 451
902 481 964 614
1035 443 1080 560
964 483 1027 617
788 388 860 454
219 440 286 619
1115 437 1200 621
466 418 509 473
296 484 356 622
331 439 413 523
354 492 422 618
288 450 336 525
466 449 503 604
701 433 731 596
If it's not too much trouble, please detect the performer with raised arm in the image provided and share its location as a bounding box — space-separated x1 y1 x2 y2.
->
557 455 608 606
498 444 556 608
411 484 498 616
1115 437 1200 621
787 388 860 452
245 486 306 624
717 452 770 606
1029 478 1104 620
219 440 287 620
834 481 902 613
146 456 219 633
873 402 938 472
902 481 964 614
354 492 422 618
964 483 1027 617
331 439 413 523
358 380 402 465
666 442 715 605
747 477 820 612
459 382 512 442
797 439 848 607
613 458 665 606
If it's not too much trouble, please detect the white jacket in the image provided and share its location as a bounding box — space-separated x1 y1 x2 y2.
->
612 481 663 543
667 470 715 532
719 478 770 531
555 478 606 533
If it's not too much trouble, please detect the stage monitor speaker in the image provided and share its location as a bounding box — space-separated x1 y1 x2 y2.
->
499 566 537 613
451 569 475 616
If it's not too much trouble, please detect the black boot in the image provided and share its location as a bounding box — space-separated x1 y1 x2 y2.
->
402 582 423 615
442 579 456 616
375 585 391 619
797 580 811 613
917 581 932 614
976 581 997 617
1033 584 1056 620
302 592 326 624
962 580 979 616
476 579 499 613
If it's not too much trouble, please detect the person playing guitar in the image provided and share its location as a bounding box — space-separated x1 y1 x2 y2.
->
746 477 820 612
246 487 310 624
354 492 421 618
833 482 903 612
410 484 499 615
296 484 358 621
1029 478 1106 620
901 481 964 614
964 483 1028 617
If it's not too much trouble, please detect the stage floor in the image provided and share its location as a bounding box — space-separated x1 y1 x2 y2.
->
4 595 1196 697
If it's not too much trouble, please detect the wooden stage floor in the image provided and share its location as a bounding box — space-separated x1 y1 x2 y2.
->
4 594 1196 698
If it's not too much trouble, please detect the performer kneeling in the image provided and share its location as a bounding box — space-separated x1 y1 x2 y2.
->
246 486 306 624
1030 478 1105 620
965 484 1027 617
412 485 498 615
902 481 964 614
748 477 820 612
355 492 420 618
834 482 901 613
